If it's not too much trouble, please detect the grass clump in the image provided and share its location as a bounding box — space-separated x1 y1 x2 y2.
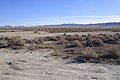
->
75 45 120 64
78 48 98 61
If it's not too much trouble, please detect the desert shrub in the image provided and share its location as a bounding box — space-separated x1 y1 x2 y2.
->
10 30 15 32
26 37 43 44
65 35 74 41
87 34 93 37
99 34 120 44
24 39 32 44
8 36 25 49
55 36 64 41
27 44 39 50
0 36 25 49
99 52 119 60
74 46 120 64
27 43 55 50
116 58 120 65
103 37 117 44
98 45 120 60
83 38 104 47
55 35 67 41
74 35 83 41
64 49 75 54
80 47 98 60
63 33 67 36
74 40 82 47
0 30 6 33
33 30 38 33
65 40 82 48
0 38 9 48
42 36 58 42
65 42 78 48
65 35 82 41
52 34 83 42
115 33 120 38
114 33 120 44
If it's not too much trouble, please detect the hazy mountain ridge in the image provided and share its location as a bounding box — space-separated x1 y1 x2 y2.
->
1 22 120 28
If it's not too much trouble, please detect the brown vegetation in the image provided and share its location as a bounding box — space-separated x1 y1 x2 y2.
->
0 27 120 33
0 36 25 49
45 33 120 64
0 32 120 64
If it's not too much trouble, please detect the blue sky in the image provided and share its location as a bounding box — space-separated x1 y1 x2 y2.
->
0 0 120 26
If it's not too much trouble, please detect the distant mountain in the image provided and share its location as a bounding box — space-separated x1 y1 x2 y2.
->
0 25 13 28
41 22 120 28
0 25 25 28
1 22 120 28
84 22 120 28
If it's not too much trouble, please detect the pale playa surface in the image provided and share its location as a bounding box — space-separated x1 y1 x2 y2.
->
0 49 120 80
0 31 119 39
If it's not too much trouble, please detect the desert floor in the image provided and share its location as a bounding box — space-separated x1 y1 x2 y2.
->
0 31 120 80
0 31 119 39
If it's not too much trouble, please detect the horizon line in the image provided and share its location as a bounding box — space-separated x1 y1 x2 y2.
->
1 16 120 26
1 21 120 27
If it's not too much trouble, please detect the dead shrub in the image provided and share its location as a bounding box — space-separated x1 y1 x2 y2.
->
99 53 119 60
42 36 58 42
25 37 43 44
74 40 82 47
98 45 120 60
116 58 120 65
80 47 98 60
65 40 82 48
27 44 38 50
65 35 82 41
99 34 120 44
83 38 104 47
65 35 74 41
27 43 55 50
64 49 75 54
8 36 25 49
55 35 67 41
103 37 117 44
0 36 25 49
0 38 9 48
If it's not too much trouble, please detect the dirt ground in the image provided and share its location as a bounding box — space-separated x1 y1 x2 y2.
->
0 31 120 80
0 49 120 80
0 31 119 39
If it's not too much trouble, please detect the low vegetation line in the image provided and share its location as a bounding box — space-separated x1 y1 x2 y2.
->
0 33 120 65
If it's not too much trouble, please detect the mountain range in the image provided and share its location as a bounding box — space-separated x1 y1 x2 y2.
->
1 22 120 28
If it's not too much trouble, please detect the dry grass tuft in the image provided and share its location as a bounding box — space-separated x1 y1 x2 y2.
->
81 48 98 59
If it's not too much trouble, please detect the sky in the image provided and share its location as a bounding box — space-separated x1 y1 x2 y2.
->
0 0 120 26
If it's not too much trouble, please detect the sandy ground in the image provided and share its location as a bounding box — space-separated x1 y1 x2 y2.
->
0 49 120 80
0 31 119 39
0 31 120 80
